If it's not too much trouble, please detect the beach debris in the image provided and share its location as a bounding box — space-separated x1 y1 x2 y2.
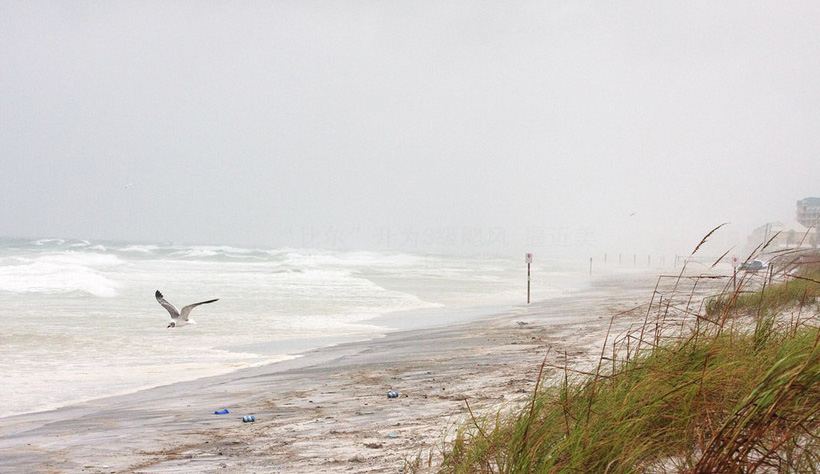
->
214 409 229 415
387 391 400 398
241 415 255 423
388 434 399 438
155 290 219 328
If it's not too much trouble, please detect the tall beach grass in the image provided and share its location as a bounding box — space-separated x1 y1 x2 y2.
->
429 238 820 473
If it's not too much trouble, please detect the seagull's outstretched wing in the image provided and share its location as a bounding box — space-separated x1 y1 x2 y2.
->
179 298 219 321
155 290 180 318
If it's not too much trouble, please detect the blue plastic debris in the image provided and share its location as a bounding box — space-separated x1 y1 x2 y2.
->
214 409 229 415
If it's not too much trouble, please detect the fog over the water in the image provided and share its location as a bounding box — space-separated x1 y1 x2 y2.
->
2 2 818 258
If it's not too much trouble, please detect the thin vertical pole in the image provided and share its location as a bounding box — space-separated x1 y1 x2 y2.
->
527 262 531 304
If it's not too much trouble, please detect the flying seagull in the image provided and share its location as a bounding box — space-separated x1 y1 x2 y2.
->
155 290 218 328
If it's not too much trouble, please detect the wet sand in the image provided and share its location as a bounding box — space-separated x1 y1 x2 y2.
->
0 271 683 474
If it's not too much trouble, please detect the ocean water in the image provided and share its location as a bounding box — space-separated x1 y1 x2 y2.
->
0 238 588 418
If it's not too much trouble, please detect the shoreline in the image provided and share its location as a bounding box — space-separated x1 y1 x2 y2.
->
0 296 517 421
1 267 587 421
0 270 687 473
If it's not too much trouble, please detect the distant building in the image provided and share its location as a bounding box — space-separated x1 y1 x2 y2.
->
796 197 820 227
748 220 818 252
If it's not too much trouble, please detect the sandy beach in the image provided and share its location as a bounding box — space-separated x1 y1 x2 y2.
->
0 270 703 474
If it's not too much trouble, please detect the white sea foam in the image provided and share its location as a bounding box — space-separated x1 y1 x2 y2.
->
0 238 587 418
0 252 123 297
120 244 159 254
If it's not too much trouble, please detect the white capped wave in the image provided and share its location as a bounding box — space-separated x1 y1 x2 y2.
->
0 237 588 419
0 251 123 297
119 244 160 254
164 245 276 261
0 261 120 297
32 238 65 246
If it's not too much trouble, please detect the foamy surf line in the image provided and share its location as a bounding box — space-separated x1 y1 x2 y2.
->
0 272 663 474
0 299 520 420
1 295 525 419
0 238 593 424
0 353 301 420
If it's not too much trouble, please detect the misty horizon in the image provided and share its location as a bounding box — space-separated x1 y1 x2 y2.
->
2 2 819 259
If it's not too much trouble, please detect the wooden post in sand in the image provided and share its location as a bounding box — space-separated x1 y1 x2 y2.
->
732 256 739 290
525 253 533 304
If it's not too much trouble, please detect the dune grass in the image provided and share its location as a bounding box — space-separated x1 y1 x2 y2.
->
430 251 820 474
706 262 820 321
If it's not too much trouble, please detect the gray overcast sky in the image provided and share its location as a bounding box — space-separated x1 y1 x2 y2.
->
1 1 819 257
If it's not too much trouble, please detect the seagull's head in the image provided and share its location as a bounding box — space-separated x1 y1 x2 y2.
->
167 321 176 329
